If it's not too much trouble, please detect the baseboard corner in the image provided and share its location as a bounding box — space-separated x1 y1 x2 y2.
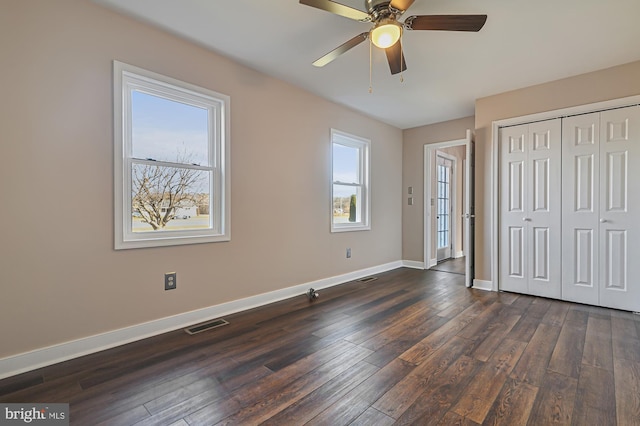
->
402 260 425 269
472 279 493 291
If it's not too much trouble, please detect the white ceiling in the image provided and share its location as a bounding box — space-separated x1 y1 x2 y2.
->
94 0 640 129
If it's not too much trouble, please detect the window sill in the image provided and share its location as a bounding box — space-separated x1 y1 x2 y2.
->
331 224 371 233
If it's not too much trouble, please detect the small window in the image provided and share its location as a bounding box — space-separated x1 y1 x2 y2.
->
331 129 370 232
114 61 230 249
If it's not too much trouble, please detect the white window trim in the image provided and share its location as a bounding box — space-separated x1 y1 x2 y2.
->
113 61 230 249
331 129 371 233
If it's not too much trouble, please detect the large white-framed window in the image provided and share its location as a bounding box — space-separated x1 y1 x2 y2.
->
114 61 230 249
331 129 370 232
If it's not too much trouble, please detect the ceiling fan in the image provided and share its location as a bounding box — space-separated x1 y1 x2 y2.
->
300 0 487 75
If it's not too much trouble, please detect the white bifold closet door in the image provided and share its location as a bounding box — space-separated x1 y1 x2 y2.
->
499 119 562 298
562 105 640 312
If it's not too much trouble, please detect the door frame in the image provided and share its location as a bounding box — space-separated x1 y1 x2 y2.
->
435 151 456 263
490 94 640 292
424 130 473 287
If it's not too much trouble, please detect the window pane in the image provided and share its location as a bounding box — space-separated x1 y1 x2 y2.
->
332 143 360 184
132 91 209 166
333 184 362 224
131 163 211 233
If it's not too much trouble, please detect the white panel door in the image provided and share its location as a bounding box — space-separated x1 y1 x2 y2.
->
500 124 529 294
598 106 640 312
526 120 562 298
562 112 600 305
499 119 561 298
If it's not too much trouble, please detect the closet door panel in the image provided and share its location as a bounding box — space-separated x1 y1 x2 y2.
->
500 125 529 294
508 226 525 278
574 229 594 285
562 113 600 305
604 230 626 290
605 151 627 211
599 106 640 312
527 120 562 298
509 161 525 212
532 227 549 280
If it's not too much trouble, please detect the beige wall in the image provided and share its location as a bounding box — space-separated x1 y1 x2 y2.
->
402 117 474 262
474 60 640 282
0 0 402 359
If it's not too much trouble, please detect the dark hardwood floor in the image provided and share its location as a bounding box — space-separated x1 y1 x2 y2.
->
1 268 639 425
430 257 466 275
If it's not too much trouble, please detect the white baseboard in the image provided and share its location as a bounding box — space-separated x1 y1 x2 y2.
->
455 251 464 258
0 260 403 380
472 279 493 291
402 260 424 269
428 258 437 268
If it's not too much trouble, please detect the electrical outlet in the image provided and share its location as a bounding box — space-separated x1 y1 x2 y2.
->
165 272 177 290
346 248 351 258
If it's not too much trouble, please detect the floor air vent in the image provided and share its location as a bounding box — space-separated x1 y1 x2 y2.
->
185 318 229 335
359 276 378 283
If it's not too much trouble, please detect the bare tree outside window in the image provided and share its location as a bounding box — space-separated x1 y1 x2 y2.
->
132 164 204 230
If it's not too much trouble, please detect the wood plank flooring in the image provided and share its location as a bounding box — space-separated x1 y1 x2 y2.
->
429 257 466 275
1 267 639 425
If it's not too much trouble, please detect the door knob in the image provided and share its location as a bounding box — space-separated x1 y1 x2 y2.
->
600 218 607 223
523 217 532 222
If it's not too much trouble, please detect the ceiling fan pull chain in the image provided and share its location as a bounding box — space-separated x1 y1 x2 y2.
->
369 36 373 93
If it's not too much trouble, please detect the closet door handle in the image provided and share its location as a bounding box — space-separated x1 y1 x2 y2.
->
523 217 532 222
600 218 607 223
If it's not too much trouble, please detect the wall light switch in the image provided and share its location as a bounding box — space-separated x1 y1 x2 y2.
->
408 186 413 195
408 197 414 206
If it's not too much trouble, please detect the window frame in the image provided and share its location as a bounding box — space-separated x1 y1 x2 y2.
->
113 61 230 249
330 129 371 233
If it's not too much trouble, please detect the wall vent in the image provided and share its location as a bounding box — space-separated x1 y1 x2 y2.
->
359 276 378 283
185 318 229 335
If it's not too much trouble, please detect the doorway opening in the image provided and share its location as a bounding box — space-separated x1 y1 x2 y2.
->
423 130 474 287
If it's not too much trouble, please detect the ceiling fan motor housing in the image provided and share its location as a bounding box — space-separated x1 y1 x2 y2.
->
366 0 395 19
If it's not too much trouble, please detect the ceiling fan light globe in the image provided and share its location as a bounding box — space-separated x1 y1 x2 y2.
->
371 22 401 48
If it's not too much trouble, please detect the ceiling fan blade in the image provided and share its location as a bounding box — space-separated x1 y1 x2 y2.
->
312 32 369 67
385 41 407 75
390 0 415 12
299 0 371 21
405 15 488 32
